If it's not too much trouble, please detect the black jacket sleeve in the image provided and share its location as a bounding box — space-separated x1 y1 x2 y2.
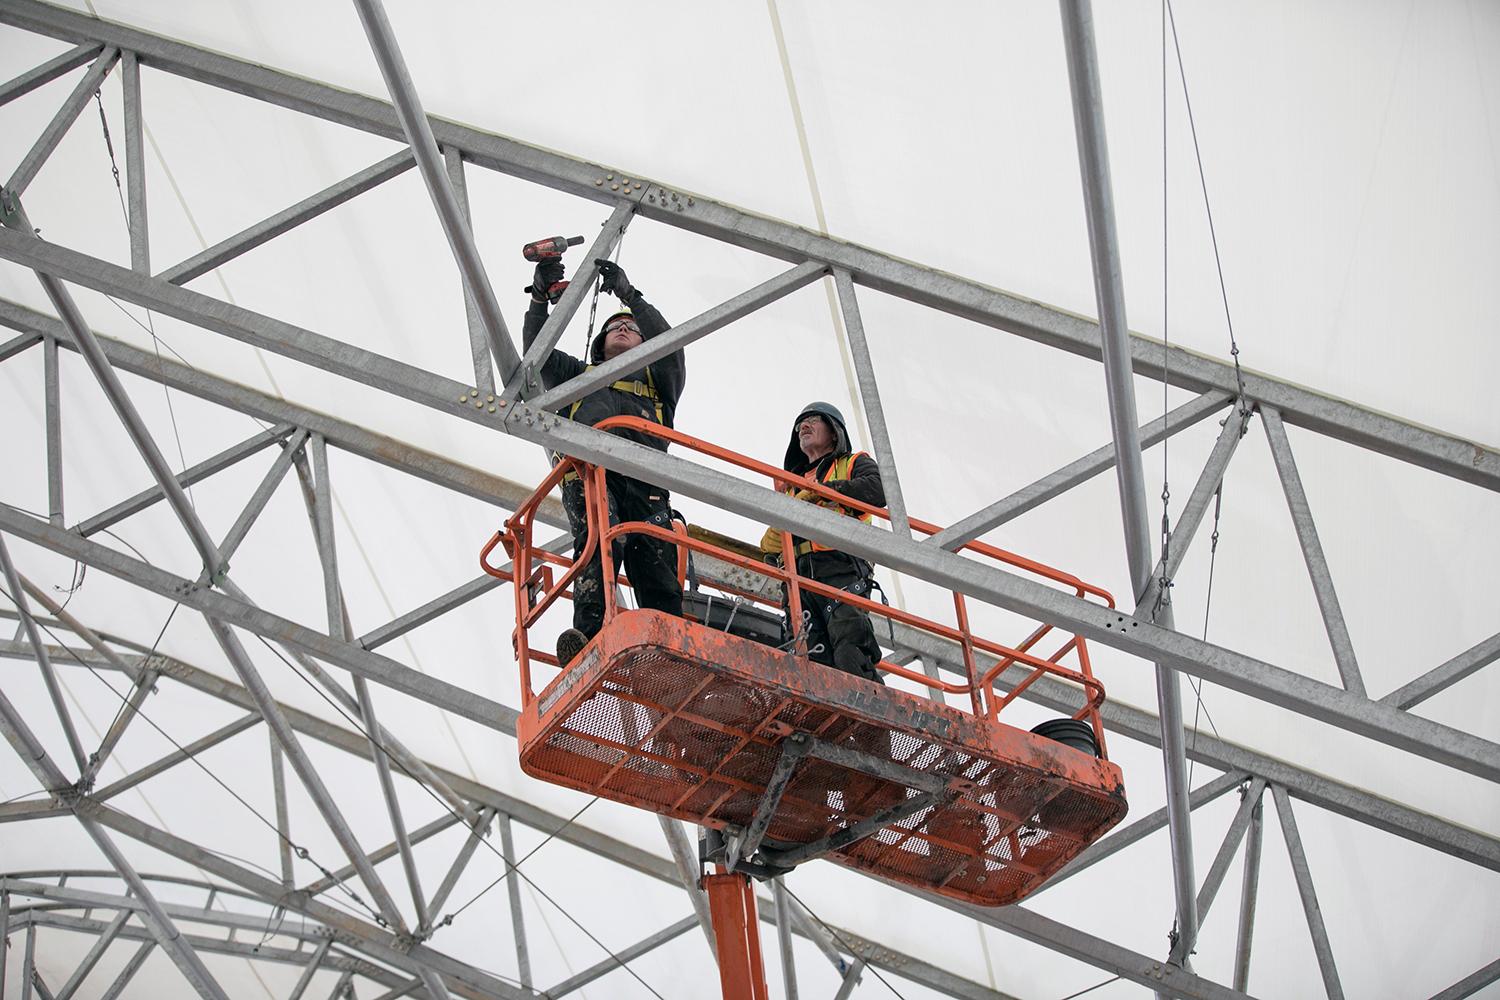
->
829 453 885 508
522 297 585 389
627 291 686 420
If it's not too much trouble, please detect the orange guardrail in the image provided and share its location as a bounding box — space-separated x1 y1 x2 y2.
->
481 416 1116 758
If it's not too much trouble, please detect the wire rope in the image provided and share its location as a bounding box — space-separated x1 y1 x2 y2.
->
253 634 666 999
0 578 388 927
781 882 908 999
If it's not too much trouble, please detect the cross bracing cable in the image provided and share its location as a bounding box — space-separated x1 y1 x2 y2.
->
254 634 668 999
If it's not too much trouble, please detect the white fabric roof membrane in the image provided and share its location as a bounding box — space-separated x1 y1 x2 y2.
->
1 1 1497 997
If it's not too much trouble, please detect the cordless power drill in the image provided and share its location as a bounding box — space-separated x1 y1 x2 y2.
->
522 235 584 303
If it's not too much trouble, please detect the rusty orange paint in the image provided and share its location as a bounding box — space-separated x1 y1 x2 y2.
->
703 871 771 1000
489 419 1129 907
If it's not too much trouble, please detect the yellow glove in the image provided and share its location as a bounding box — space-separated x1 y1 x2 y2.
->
792 487 819 502
759 524 786 555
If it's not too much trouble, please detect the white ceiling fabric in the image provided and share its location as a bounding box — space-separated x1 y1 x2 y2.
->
1 1 1497 997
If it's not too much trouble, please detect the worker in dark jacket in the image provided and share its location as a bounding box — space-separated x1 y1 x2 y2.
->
760 402 885 683
524 257 685 665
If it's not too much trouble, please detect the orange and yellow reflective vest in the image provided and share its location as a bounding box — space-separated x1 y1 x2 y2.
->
760 451 872 558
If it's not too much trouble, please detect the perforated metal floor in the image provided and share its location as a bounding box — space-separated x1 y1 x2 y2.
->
517 610 1127 906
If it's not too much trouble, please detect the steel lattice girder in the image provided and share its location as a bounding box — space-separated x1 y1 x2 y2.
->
0 311 1494 994
0 302 1494 872
0 636 1236 1000
2 280 1496 787
0 0 1495 491
0 2 1496 997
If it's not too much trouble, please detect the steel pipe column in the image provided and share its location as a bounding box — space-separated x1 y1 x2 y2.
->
1057 0 1200 969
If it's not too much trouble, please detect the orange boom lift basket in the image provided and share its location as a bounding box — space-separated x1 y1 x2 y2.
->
482 418 1127 909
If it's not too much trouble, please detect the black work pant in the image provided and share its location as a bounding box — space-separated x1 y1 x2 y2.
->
793 552 883 684
562 473 683 638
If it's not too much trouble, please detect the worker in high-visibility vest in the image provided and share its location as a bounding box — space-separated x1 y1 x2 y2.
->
524 257 686 666
760 402 885 683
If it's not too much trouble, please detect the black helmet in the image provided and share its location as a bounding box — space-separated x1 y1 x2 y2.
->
783 401 852 472
589 308 636 364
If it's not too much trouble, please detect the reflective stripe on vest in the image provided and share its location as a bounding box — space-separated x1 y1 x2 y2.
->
792 451 871 556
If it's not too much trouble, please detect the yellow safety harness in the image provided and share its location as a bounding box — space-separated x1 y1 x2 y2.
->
559 365 665 483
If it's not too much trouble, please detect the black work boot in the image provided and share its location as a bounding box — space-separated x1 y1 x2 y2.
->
555 628 589 666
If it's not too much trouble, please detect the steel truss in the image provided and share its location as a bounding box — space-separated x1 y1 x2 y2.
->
0 1 1496 997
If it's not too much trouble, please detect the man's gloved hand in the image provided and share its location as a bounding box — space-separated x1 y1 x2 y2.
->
792 487 819 502
529 260 566 302
595 259 634 300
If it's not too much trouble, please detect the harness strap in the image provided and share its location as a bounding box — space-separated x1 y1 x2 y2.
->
558 365 665 480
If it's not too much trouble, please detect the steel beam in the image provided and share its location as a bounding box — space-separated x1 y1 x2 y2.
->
0 532 87 774
350 0 518 381
1139 402 1251 611
303 812 461 897
440 145 492 395
89 713 260 801
79 801 530 1000
424 807 493 919
1232 788 1263 994
42 335 61 525
0 297 564 520
1039 771 1246 895
6 46 118 196
659 816 716 960
0 200 223 576
158 150 415 286
201 613 408 933
287 939 334 1000
498 408 1500 782
51 906 129 1000
270 728 294 888
834 268 910 537
72 422 293 538
0 511 517 729
1195 779 1266 925
932 392 1230 551
527 259 826 415
21 922 36 1000
0 330 41 362
98 940 153 1000
867 613 1500 873
11 437 1500 796
121 50 146 274
4 201 411 936
219 427 308 563
544 915 697 998
82 661 157 785
1382 629 1500 711
771 879 799 1000
1431 958 1500 1000
494 813 531 991
307 432 429 932
1 0 1494 490
0 42 102 107
1262 407 1364 695
1271 785 1342 1000
0 889 9 995
0 640 1054 1000
72 818 229 999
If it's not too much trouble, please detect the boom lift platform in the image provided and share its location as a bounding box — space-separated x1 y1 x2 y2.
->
482 418 1128 911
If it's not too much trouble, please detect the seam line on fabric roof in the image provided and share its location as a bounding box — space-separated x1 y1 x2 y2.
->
256 633 668 998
